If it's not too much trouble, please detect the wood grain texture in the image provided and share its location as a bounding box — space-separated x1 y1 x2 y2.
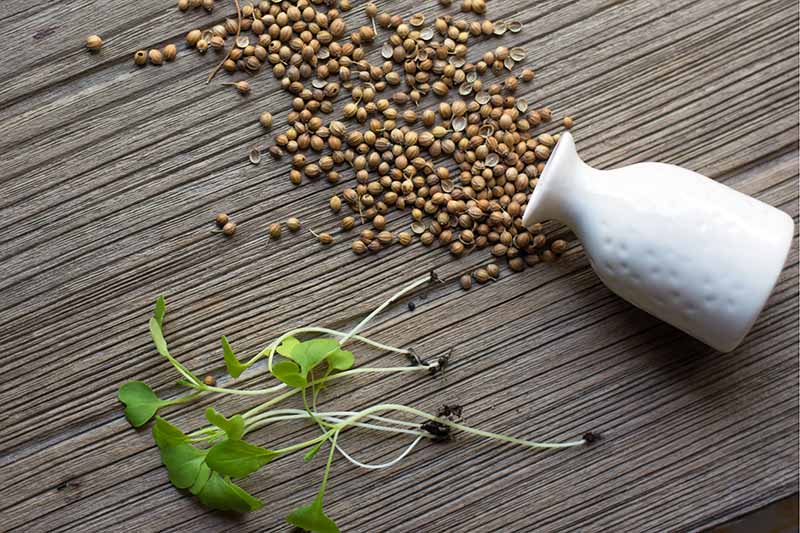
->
0 0 797 531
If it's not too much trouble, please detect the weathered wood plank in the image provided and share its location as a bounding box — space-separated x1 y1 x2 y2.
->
0 0 797 531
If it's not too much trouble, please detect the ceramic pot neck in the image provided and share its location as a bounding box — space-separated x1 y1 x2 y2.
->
522 132 593 230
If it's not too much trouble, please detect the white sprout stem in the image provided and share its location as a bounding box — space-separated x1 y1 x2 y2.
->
322 411 421 428
340 274 432 345
333 403 587 449
241 409 427 438
209 364 431 398
335 436 423 470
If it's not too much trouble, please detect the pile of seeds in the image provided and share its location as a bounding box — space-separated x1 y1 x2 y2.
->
91 0 576 288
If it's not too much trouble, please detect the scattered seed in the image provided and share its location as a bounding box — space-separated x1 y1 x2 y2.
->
411 221 426 234
508 20 523 32
215 213 229 227
86 35 103 52
330 195 342 212
259 112 273 129
134 50 147 66
409 13 425 27
474 268 490 283
563 116 574 128
287 217 301 232
225 80 251 94
222 221 237 236
249 147 262 164
352 240 367 254
318 232 333 245
162 44 177 62
148 49 164 65
268 223 282 239
551 239 568 254
203 375 216 386
460 274 472 290
510 47 526 62
493 21 507 35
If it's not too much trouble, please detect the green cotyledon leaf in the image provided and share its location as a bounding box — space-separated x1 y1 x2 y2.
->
326 349 354 371
162 442 208 489
197 473 263 513
151 417 208 489
118 381 169 427
152 416 188 449
153 295 166 328
206 439 278 478
271 360 307 388
205 407 245 440
221 336 248 379
286 499 339 533
288 338 340 377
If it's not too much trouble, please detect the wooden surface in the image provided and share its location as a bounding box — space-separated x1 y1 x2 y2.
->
0 0 798 531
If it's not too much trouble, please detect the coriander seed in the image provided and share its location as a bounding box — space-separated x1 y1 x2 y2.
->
398 232 412 245
377 231 394 245
148 49 163 65
259 112 273 130
460 274 472 290
474 268 490 283
86 35 103 52
509 257 525 272
563 116 574 128
486 263 500 278
268 223 282 239
203 374 216 386
215 213 229 227
341 216 355 230
222 221 237 236
551 239 568 254
330 195 342 212
318 232 333 244
187 29 202 46
134 50 147 66
224 81 251 95
287 217 301 232
162 44 177 62
352 240 367 254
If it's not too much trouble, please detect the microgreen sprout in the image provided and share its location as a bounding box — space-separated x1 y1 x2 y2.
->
118 273 594 531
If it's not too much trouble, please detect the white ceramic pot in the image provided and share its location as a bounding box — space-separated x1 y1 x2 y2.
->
522 132 794 352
